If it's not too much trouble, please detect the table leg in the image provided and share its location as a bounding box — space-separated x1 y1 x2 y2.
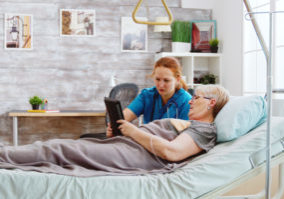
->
13 116 18 146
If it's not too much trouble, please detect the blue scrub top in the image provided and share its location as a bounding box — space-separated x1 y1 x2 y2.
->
127 86 192 124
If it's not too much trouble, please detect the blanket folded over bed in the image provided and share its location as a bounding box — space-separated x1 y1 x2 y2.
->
0 137 188 177
0 120 193 177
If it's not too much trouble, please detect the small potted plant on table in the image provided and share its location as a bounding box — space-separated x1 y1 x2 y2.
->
29 96 43 110
209 38 219 53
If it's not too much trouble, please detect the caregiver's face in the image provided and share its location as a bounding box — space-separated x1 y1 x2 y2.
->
153 67 178 99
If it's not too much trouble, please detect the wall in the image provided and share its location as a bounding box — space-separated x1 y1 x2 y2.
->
0 0 211 145
212 0 243 96
182 0 243 96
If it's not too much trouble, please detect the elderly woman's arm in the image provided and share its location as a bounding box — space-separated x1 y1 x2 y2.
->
117 120 202 162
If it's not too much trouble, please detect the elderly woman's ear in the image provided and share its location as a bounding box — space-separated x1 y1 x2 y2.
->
208 98 216 110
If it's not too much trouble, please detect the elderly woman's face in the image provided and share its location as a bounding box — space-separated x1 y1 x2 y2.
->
188 91 212 120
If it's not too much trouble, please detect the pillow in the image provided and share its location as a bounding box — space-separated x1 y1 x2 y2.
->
215 95 267 142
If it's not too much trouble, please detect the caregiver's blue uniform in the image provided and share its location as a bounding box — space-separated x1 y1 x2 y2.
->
128 86 192 124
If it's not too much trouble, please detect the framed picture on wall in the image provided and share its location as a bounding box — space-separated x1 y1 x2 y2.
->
60 9 96 37
191 20 216 52
4 13 33 50
121 17 148 52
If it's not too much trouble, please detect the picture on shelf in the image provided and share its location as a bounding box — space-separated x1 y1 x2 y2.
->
4 13 33 50
121 17 148 52
60 9 96 37
191 20 216 53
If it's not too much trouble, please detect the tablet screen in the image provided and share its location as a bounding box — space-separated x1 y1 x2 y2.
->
104 97 124 136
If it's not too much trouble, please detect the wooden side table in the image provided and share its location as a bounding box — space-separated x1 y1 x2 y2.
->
8 110 106 146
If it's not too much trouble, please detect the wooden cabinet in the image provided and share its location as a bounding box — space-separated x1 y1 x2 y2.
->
155 52 222 88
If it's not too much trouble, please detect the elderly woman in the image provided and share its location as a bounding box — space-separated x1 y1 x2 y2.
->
0 85 229 177
112 84 229 162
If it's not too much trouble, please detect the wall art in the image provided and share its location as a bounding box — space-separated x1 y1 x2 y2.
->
60 9 96 37
5 14 33 50
191 20 216 52
121 17 148 52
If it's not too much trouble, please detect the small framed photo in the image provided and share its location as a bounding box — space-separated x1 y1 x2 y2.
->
60 9 96 37
191 20 216 53
121 17 148 52
4 13 33 50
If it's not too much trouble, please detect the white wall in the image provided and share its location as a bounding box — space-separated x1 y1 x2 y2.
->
182 0 243 96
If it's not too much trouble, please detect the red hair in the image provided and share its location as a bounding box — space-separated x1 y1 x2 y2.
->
152 57 188 90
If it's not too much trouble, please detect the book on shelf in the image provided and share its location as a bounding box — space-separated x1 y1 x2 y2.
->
27 110 46 113
27 110 60 113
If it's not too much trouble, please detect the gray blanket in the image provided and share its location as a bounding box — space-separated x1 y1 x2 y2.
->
0 121 190 177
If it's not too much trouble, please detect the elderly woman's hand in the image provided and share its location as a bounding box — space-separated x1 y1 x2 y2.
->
117 120 138 137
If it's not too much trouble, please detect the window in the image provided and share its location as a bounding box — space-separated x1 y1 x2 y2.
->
243 0 284 98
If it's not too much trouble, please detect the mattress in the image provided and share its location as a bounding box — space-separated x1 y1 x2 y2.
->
0 117 283 199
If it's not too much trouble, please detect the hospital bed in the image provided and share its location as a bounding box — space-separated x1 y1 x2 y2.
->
0 96 283 199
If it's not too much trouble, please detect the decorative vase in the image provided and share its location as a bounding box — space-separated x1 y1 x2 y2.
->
31 104 40 110
210 46 218 53
172 42 191 53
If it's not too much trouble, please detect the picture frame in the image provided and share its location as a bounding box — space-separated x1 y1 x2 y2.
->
190 20 216 53
121 17 148 52
60 9 96 37
4 13 33 50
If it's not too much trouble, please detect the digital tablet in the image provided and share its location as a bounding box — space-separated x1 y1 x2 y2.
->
104 97 124 136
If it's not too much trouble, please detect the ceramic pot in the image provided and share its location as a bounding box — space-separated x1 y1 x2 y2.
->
172 42 191 52
210 46 218 53
31 104 40 110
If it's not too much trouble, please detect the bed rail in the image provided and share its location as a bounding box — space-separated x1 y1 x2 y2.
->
198 152 284 199
214 139 284 199
249 139 284 168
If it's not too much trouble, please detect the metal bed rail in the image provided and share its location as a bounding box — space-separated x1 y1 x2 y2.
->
198 152 284 199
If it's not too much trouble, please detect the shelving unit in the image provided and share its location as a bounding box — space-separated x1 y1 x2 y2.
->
155 52 222 88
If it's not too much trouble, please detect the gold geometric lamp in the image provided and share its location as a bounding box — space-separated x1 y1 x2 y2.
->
132 0 173 25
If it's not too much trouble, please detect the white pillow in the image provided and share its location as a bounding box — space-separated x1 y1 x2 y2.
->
215 95 267 142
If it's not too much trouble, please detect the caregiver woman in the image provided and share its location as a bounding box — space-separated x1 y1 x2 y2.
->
124 56 192 124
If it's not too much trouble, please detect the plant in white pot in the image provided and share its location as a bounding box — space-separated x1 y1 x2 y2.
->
171 20 191 52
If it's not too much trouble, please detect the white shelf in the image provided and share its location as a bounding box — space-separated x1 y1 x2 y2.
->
155 52 222 88
155 52 222 59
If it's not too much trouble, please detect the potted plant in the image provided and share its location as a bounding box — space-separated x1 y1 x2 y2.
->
29 96 43 110
171 20 191 52
209 38 219 53
200 73 217 84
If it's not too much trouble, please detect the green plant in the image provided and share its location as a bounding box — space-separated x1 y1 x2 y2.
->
29 96 43 105
171 20 191 43
209 38 219 47
199 74 216 84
